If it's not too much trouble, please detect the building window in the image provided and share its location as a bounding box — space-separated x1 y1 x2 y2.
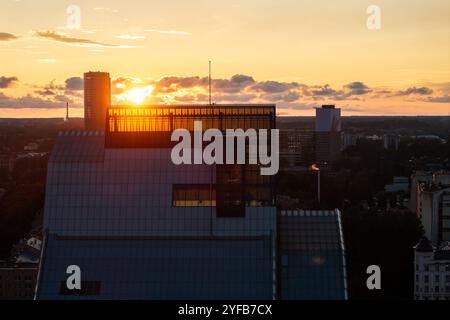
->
216 164 245 217
172 184 216 207
425 275 429 282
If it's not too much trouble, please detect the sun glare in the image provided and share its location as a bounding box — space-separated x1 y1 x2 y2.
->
119 86 154 105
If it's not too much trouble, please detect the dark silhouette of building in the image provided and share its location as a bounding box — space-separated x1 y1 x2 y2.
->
0 262 38 300
315 105 342 166
84 72 111 131
36 104 347 300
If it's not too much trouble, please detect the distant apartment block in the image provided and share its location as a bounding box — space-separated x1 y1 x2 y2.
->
410 171 450 244
280 129 314 168
383 134 400 150
341 133 360 150
84 71 111 131
414 237 450 300
0 262 38 300
315 105 341 166
417 185 450 245
385 176 409 193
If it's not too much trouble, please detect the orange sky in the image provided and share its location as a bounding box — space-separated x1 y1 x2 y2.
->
0 0 449 117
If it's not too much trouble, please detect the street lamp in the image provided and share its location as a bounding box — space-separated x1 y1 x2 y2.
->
310 164 320 205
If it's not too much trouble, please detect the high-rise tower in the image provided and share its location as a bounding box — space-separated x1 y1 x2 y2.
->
314 105 342 166
84 71 111 131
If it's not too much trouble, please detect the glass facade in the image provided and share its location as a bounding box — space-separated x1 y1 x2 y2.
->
279 210 348 300
38 234 273 300
107 104 275 133
37 104 278 300
37 104 347 300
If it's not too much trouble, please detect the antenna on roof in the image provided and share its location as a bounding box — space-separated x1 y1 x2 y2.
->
65 102 69 122
209 60 212 105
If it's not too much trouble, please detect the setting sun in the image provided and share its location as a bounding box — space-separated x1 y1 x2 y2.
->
118 86 154 104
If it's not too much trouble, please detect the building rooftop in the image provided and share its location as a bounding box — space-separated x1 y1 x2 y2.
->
37 233 274 300
278 209 347 300
415 237 434 252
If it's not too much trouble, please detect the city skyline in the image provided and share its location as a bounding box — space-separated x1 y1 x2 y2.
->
0 0 449 117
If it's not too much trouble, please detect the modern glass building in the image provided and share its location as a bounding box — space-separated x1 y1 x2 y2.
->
36 104 347 300
36 104 278 299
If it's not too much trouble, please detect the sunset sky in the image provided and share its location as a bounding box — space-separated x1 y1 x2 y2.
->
0 0 449 117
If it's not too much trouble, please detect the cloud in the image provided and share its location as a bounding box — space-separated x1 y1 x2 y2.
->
31 78 83 106
305 84 341 97
0 32 18 41
65 77 83 91
425 95 450 103
262 91 301 102
155 76 206 89
112 76 143 94
212 74 255 93
116 35 146 40
34 31 139 48
0 92 80 109
34 89 55 96
394 86 433 96
343 82 371 95
252 80 299 93
144 29 190 36
93 7 119 13
37 58 56 64
7 72 447 111
0 76 18 88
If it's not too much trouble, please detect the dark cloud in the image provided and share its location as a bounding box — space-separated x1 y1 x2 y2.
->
252 80 299 93
306 84 340 97
65 77 83 91
262 91 301 102
394 86 433 96
55 95 74 103
230 74 255 85
155 76 206 89
35 30 132 48
212 75 255 93
0 32 18 41
0 92 79 109
215 93 257 102
344 82 371 95
35 89 55 96
34 80 64 97
425 95 450 103
30 78 83 106
152 74 255 94
0 76 18 88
